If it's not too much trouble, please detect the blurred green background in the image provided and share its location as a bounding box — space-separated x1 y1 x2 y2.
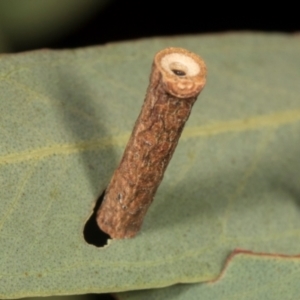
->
0 0 111 52
0 0 298 53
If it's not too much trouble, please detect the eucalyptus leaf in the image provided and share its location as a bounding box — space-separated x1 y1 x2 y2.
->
117 251 300 300
0 33 300 298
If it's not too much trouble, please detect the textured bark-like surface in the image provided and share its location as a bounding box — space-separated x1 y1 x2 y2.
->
97 48 207 238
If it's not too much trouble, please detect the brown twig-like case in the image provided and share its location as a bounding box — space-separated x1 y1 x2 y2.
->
97 47 207 238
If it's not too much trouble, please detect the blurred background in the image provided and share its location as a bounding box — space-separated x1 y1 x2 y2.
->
0 0 299 53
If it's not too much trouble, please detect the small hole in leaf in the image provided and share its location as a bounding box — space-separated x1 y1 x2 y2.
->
172 69 186 76
83 190 111 247
84 293 116 300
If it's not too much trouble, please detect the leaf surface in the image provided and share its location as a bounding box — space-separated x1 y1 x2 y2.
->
0 33 300 297
117 250 300 300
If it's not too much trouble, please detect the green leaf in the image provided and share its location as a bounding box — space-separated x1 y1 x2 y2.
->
0 33 300 298
117 250 300 300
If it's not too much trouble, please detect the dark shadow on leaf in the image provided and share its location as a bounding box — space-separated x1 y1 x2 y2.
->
83 190 111 247
54 64 118 196
50 65 119 246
